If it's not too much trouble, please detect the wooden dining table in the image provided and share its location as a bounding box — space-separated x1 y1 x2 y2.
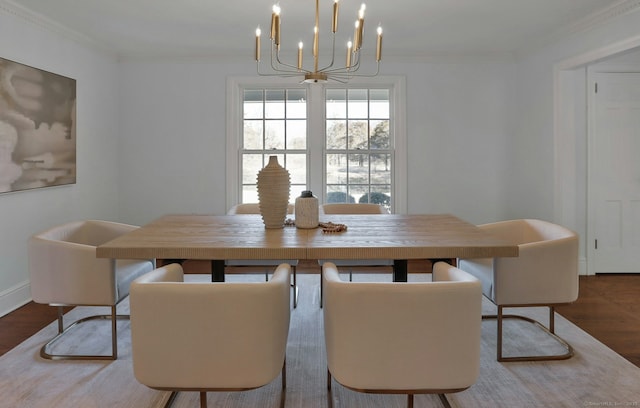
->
96 213 518 282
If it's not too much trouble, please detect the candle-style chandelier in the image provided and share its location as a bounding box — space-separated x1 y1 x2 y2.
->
254 0 382 83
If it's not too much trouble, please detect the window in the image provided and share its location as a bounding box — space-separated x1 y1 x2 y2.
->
241 89 308 202
325 88 392 209
227 76 406 213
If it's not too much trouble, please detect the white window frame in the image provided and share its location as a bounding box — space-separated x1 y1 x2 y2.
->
226 75 407 213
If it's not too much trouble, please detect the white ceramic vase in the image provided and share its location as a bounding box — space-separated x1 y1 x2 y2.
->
257 156 291 229
295 191 319 228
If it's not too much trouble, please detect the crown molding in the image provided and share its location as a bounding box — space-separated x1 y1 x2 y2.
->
518 0 640 58
0 0 115 56
568 0 640 34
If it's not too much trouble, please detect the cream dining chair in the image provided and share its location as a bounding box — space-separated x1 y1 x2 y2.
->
28 219 154 360
457 218 579 362
130 263 291 408
318 203 392 307
226 203 300 307
322 261 482 408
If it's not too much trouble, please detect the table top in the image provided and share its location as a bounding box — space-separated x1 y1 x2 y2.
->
96 213 518 261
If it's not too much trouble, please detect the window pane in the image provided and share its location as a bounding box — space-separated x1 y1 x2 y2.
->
348 154 369 184
265 120 285 149
242 154 263 184
326 89 346 118
242 185 259 203
326 186 354 203
326 120 347 150
287 153 307 184
326 154 347 184
243 120 263 149
350 185 369 204
287 120 307 149
371 153 391 184
287 89 306 119
348 89 368 118
369 89 389 118
370 120 390 149
348 120 368 150
243 90 263 119
360 187 391 210
265 89 285 118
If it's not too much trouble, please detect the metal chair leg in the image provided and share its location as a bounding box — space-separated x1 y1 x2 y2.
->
438 394 452 408
163 391 178 408
486 305 574 362
40 305 127 361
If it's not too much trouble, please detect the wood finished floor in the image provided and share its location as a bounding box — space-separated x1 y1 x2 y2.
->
1 267 639 368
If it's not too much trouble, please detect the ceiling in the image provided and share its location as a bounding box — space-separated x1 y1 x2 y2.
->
7 0 627 59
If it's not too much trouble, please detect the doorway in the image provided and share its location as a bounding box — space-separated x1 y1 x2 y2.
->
554 39 640 275
588 72 640 273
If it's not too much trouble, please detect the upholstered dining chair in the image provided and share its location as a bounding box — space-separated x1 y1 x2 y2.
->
318 203 392 307
322 261 482 408
28 219 154 360
457 218 579 362
130 263 291 408
226 203 299 307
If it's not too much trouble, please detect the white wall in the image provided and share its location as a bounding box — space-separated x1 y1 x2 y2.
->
511 8 640 273
117 58 516 227
0 4 121 315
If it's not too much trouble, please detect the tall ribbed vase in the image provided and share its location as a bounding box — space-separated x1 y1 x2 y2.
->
257 156 291 229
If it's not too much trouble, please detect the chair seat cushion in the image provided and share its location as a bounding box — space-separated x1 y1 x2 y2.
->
116 260 154 301
457 258 494 301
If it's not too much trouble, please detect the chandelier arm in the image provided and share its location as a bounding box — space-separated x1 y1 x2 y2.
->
323 57 360 74
257 62 301 77
269 43 305 74
317 33 338 73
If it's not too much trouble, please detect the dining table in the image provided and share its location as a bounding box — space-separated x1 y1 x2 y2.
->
96 213 518 282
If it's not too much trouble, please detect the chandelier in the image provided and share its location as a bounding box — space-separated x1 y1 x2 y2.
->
254 0 382 83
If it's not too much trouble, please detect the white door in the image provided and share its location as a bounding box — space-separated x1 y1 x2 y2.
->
589 72 640 273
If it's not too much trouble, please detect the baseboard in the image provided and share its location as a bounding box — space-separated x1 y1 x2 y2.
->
579 256 588 276
0 281 32 318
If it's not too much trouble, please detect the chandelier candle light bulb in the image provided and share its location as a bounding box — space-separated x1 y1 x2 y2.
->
376 26 382 61
298 42 303 70
270 4 280 40
255 27 261 61
357 4 365 49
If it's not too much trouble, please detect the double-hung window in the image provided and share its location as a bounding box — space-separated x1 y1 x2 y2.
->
226 76 406 213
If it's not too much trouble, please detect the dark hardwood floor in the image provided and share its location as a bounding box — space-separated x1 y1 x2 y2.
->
1 271 639 368
555 273 640 367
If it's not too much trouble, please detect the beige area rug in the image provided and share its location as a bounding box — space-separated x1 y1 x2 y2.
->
1 273 639 408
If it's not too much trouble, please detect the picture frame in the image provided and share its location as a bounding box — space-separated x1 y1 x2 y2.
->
0 56 76 193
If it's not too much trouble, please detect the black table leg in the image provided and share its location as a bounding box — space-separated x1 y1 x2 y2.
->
393 259 408 282
211 260 225 282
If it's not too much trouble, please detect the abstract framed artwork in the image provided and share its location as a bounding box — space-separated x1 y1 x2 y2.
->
0 57 76 193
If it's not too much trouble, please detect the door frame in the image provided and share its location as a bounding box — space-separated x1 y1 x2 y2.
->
554 34 640 275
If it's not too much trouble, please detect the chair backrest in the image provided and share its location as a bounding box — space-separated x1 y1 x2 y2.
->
321 203 387 214
28 220 142 305
130 263 291 391
478 219 579 305
479 218 575 246
322 262 482 392
228 203 294 215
